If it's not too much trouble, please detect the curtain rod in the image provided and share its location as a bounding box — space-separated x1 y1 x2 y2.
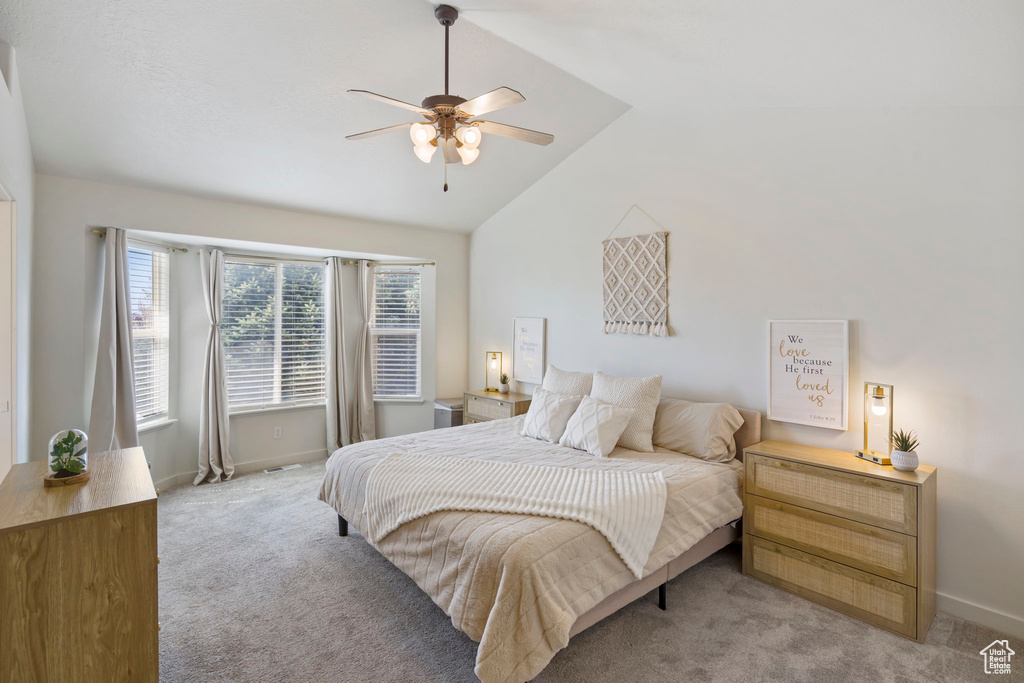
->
89 227 434 266
89 227 190 253
211 251 435 267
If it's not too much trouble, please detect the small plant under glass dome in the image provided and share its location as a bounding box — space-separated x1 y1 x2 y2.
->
46 429 90 486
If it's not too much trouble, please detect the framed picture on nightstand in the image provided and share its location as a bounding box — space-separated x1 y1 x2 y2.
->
512 317 545 385
768 319 849 431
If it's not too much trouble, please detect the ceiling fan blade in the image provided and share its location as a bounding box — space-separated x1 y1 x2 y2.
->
345 122 415 140
473 121 554 146
458 87 525 117
348 89 431 115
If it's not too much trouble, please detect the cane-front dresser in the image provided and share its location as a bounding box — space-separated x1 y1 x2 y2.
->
742 440 936 642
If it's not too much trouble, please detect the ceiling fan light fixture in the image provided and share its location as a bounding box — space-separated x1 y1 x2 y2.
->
413 143 437 163
455 125 481 149
409 122 436 146
457 146 480 165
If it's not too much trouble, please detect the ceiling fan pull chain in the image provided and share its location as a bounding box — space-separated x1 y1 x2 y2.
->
444 162 449 193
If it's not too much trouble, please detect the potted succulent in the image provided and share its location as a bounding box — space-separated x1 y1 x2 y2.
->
45 429 90 486
498 372 510 394
889 428 920 472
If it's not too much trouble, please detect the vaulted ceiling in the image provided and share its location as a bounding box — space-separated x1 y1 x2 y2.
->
460 0 1023 108
0 0 627 232
3 1 1021 232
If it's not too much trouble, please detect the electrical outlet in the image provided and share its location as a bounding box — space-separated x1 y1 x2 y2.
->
273 426 283 439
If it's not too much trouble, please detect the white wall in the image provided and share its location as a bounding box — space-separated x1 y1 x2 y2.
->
0 43 34 463
32 174 467 487
469 106 1024 634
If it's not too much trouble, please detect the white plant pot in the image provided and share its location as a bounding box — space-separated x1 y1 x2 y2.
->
499 383 510 394
891 450 919 472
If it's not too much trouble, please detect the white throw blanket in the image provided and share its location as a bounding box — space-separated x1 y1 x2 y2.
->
364 452 668 579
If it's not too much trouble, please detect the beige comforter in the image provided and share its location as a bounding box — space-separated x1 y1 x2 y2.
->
318 417 743 683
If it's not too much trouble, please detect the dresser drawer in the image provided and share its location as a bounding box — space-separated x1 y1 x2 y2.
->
463 415 485 425
746 454 917 535
745 495 917 585
744 536 917 638
464 393 515 420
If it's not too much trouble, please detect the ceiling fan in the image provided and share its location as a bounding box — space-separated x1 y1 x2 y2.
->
346 4 554 192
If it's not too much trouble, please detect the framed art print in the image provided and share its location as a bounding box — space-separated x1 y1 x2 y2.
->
768 319 849 430
512 317 546 385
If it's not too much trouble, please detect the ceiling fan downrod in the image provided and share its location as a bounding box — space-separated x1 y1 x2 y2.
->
435 5 458 97
436 4 458 191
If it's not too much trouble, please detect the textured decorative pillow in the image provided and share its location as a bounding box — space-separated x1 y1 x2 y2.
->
541 365 593 397
589 372 662 452
521 388 584 444
559 396 635 458
652 398 745 462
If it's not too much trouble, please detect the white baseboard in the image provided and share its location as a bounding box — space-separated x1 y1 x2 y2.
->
937 592 1024 638
154 449 328 491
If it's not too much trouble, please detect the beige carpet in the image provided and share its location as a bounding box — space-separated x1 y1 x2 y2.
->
158 459 1015 682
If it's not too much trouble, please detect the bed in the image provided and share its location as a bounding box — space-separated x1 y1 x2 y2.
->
318 407 761 683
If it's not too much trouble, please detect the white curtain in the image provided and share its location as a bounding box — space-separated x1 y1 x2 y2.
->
195 249 233 484
325 257 352 451
353 260 376 442
89 228 140 451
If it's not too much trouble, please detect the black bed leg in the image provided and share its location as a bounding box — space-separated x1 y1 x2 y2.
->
338 514 348 537
658 583 667 611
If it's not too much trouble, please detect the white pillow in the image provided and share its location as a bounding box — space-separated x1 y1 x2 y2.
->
542 365 593 396
521 388 583 444
652 398 745 462
590 372 662 452
559 396 635 457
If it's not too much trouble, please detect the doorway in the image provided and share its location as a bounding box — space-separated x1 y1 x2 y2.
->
0 199 14 481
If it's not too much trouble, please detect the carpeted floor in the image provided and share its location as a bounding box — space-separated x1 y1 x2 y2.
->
158 460 1016 683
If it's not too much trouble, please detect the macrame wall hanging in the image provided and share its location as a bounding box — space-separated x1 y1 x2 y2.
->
602 205 669 337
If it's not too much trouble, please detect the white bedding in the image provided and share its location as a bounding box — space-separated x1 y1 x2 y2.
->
363 452 668 578
319 416 743 683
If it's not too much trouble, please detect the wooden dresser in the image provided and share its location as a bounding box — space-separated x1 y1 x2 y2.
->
463 389 532 424
0 447 159 682
742 440 936 642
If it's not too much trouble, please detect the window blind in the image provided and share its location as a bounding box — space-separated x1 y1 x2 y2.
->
372 267 422 398
221 258 326 410
128 244 170 422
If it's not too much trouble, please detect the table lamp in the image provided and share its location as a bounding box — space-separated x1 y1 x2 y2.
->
485 351 502 392
855 382 894 465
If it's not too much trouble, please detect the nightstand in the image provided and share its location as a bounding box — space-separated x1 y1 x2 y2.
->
742 440 936 642
463 390 532 424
